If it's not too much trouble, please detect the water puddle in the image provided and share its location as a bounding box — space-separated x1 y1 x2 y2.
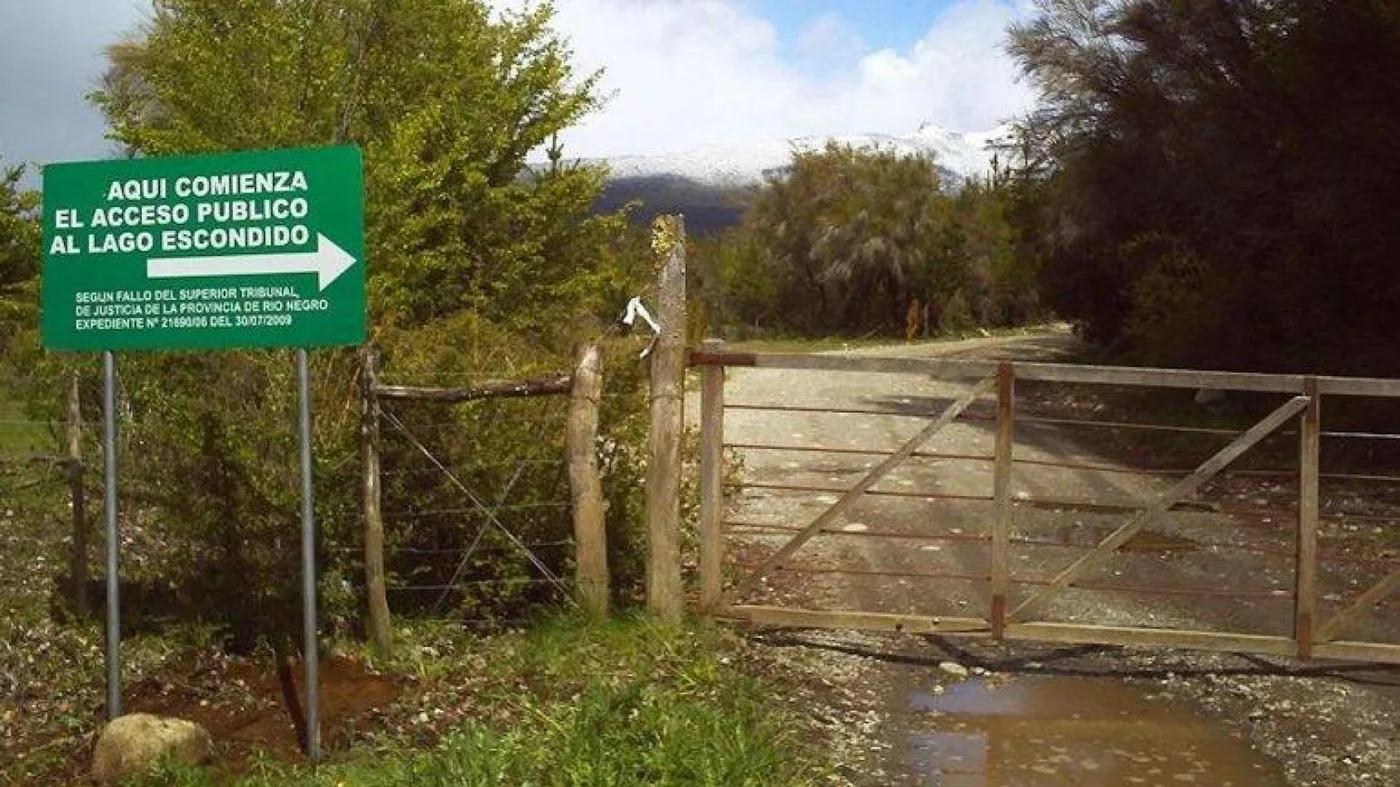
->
907 676 1285 786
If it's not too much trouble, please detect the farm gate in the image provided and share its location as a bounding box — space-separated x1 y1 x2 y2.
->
690 345 1400 665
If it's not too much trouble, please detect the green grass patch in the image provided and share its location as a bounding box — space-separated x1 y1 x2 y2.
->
0 377 52 456
119 615 829 787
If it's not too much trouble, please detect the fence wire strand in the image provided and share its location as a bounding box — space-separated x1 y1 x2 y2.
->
379 408 578 609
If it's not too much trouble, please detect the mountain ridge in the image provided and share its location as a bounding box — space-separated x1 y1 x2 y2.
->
577 123 1013 233
593 123 1011 187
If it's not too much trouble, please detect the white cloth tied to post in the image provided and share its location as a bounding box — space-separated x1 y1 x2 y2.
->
620 296 660 357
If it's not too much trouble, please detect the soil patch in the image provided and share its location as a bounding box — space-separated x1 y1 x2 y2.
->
124 655 399 770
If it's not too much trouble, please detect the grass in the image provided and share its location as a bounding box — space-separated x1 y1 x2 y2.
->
2 361 826 786
0 375 53 456
66 615 830 787
239 685 806 786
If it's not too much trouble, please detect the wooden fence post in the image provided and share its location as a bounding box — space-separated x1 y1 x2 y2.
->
646 215 686 624
568 343 608 617
991 362 1014 638
360 345 392 658
67 371 88 615
698 339 725 614
1295 377 1320 658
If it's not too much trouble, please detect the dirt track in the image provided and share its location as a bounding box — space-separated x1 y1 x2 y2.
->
704 329 1400 786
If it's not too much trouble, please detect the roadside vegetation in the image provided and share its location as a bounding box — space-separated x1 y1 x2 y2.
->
5 0 650 644
1007 0 1400 377
693 144 1043 341
4 0 1400 784
0 1 833 783
2 612 828 785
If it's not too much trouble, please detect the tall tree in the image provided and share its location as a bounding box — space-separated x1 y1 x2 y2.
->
45 0 639 653
94 0 623 331
1010 0 1400 373
742 143 959 333
714 144 1030 336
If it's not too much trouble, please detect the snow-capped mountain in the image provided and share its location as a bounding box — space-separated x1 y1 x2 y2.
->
587 124 1013 233
598 123 1013 188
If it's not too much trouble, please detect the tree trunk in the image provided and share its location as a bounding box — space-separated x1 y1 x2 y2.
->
67 372 88 615
359 346 392 658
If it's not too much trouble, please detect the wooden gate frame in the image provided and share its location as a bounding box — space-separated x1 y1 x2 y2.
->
690 344 1400 665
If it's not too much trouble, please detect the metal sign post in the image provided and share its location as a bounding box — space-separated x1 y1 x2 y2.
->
41 145 365 760
296 348 319 759
102 351 120 719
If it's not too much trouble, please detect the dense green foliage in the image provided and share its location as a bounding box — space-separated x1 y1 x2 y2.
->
1010 0 1400 374
0 162 39 355
1 0 652 651
96 0 624 329
697 143 1039 338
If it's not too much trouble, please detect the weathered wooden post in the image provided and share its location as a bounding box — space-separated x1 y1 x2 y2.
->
360 345 392 658
646 215 686 624
568 343 608 617
1295 377 1320 658
698 339 725 614
991 362 1014 639
67 371 89 615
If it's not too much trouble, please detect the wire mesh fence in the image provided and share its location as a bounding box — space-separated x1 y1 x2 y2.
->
371 391 579 618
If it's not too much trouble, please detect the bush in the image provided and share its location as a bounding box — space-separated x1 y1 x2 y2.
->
369 313 652 620
0 304 654 653
702 146 1039 338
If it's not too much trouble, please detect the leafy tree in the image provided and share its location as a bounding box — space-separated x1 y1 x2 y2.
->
1010 0 1400 373
0 162 39 355
5 0 648 651
706 144 1035 336
95 0 624 332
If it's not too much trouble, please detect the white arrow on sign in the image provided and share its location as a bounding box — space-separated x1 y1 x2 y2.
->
146 233 356 292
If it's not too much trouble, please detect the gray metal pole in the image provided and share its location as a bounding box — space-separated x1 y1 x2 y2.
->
297 348 319 760
102 351 121 720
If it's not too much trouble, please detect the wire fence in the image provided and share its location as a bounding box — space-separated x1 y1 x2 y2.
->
0 330 656 636
368 371 581 619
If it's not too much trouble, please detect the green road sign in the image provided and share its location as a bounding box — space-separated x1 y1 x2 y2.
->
42 145 365 351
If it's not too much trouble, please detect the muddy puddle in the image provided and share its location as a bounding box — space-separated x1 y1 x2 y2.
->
906 676 1286 786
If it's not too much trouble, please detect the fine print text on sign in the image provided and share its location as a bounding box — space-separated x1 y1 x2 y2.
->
42 145 365 351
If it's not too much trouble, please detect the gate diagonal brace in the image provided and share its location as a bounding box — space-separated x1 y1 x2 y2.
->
1010 395 1311 622
726 375 996 604
1317 566 1400 643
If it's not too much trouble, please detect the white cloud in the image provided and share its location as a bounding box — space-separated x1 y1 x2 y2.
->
793 11 865 64
526 0 1035 158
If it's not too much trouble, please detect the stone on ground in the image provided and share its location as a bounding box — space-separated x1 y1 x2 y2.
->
91 713 212 784
938 660 970 678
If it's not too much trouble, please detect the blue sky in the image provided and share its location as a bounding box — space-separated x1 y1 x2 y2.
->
0 0 1035 173
751 0 968 52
